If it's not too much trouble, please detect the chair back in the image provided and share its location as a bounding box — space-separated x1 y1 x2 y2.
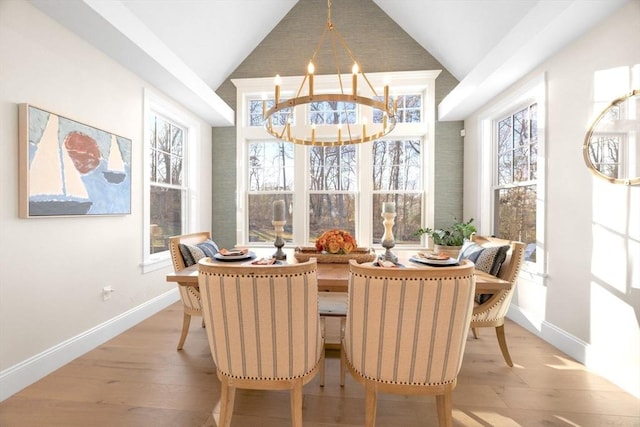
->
198 259 324 380
344 260 476 386
169 231 211 272
470 235 526 320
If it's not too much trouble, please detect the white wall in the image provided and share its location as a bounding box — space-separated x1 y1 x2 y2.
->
0 0 213 400
463 1 640 397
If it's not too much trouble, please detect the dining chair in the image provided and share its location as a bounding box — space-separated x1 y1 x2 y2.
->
466 235 526 367
198 258 324 427
343 259 476 427
168 231 217 350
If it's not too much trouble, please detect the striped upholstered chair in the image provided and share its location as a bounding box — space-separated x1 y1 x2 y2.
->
468 235 526 367
343 259 476 427
168 231 214 350
198 258 324 427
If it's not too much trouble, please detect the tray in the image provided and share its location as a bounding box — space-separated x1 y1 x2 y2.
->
293 247 375 264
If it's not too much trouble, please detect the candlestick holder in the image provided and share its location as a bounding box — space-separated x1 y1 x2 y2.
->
381 212 397 263
272 220 287 260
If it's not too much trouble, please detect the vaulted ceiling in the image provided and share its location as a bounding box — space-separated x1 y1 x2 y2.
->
29 0 629 125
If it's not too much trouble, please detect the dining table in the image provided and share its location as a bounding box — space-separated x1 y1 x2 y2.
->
165 247 510 349
165 247 510 293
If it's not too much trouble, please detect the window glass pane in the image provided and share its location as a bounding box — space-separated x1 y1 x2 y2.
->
248 194 293 243
310 101 356 125
149 113 186 254
309 146 356 191
309 193 356 240
495 185 537 260
248 141 294 191
371 193 422 245
150 186 183 254
249 99 292 127
372 140 421 191
395 94 422 123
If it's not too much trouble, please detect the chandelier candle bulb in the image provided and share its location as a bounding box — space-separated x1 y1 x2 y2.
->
273 200 285 222
382 202 395 213
352 64 358 96
274 74 281 104
384 84 389 108
307 62 315 97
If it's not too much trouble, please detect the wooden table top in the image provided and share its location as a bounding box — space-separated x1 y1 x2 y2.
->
165 248 510 293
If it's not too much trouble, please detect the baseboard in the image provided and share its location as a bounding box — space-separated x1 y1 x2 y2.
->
0 289 179 402
507 304 588 361
507 304 640 398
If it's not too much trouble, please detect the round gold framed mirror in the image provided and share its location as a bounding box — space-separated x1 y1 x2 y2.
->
583 89 640 186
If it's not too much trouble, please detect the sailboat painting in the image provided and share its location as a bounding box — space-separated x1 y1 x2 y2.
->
19 104 132 217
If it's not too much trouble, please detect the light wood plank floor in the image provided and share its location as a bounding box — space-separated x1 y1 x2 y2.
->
1 302 638 426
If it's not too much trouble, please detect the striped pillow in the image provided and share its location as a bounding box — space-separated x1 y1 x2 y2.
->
179 239 219 266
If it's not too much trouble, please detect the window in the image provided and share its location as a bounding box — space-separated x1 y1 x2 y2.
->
247 140 294 242
149 114 186 254
233 71 440 248
479 74 546 274
372 139 422 244
143 90 199 272
494 103 538 260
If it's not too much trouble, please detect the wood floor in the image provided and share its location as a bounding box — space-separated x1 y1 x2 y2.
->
1 302 638 427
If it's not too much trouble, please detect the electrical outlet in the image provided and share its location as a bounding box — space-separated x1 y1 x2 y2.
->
102 286 115 301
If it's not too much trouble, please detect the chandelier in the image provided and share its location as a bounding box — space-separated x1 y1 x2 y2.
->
263 0 397 147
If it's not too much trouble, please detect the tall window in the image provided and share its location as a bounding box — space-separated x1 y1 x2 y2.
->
233 70 439 247
149 114 187 253
494 103 538 261
143 90 199 271
372 139 422 244
247 140 294 242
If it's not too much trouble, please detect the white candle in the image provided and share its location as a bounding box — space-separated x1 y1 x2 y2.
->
274 74 281 105
273 200 285 221
307 62 314 97
352 63 358 96
382 202 395 213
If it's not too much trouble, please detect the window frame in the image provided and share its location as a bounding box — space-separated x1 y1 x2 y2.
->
142 89 200 273
233 70 440 248
478 74 547 278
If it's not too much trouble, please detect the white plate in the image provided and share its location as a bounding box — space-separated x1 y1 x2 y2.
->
214 251 255 261
409 256 458 266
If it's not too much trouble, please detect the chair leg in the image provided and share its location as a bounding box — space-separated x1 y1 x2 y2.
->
290 379 304 427
471 327 479 339
339 346 346 387
340 317 346 387
319 347 326 387
364 381 377 427
495 324 514 367
218 379 236 427
435 390 453 427
177 313 191 350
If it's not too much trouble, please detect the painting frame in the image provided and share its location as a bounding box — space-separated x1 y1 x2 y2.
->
19 104 132 218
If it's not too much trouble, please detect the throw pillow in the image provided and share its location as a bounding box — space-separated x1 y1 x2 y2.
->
179 239 219 267
459 243 509 276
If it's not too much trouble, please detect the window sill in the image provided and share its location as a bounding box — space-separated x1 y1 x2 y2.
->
142 254 171 274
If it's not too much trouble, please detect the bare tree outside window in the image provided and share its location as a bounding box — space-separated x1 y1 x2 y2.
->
149 115 185 253
495 103 537 260
372 139 422 244
247 141 294 242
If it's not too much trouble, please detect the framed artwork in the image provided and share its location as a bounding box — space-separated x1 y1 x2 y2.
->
19 104 132 217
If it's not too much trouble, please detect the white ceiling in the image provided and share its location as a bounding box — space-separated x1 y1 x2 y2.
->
29 0 629 125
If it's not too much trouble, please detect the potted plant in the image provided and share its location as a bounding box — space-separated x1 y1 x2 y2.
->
414 218 476 257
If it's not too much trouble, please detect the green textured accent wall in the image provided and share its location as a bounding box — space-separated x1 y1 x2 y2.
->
212 0 463 247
